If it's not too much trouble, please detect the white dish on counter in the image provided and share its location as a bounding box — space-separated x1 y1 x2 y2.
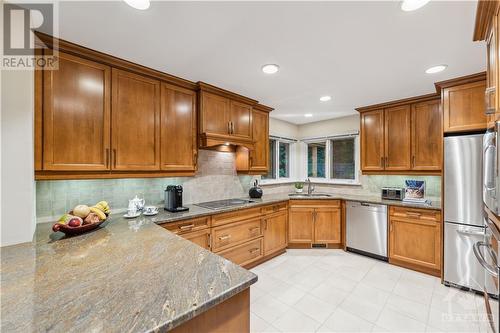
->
143 210 159 216
123 212 141 219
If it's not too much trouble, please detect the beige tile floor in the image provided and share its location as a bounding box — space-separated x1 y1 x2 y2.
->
250 249 495 333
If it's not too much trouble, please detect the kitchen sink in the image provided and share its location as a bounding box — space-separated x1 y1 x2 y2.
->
288 193 332 198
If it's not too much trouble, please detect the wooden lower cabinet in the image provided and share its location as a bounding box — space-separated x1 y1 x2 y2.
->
388 206 442 276
288 200 342 248
182 229 211 250
263 211 288 255
216 238 264 267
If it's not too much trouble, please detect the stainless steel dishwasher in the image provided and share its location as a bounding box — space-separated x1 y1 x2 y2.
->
346 201 388 261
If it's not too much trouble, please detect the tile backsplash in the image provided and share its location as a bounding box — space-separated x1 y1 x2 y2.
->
36 150 257 222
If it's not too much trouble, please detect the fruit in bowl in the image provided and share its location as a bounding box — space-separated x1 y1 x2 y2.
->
52 201 111 235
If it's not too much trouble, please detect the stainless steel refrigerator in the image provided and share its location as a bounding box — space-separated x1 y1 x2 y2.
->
444 134 485 291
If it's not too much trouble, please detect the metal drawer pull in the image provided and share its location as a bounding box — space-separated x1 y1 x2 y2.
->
179 224 194 230
249 227 260 233
249 247 260 254
406 212 422 217
473 241 499 278
219 235 231 241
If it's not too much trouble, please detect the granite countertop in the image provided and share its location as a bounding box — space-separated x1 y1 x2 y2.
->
146 192 441 226
0 216 257 333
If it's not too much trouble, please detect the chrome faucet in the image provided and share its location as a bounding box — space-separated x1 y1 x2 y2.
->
306 178 315 195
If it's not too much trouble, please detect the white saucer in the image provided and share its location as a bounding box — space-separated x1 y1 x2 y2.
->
123 212 141 219
143 210 159 216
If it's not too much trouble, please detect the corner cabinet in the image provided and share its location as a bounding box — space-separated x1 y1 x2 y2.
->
358 96 442 174
288 200 342 248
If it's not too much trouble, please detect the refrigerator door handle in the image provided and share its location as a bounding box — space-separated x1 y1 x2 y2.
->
473 241 499 278
456 228 485 237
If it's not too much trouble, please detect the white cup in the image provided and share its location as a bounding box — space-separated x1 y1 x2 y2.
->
127 207 137 216
144 206 158 214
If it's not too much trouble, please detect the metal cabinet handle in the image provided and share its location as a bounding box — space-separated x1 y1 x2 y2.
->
473 241 499 277
485 87 496 115
385 156 388 167
105 148 110 168
113 149 117 168
406 212 421 218
179 224 195 230
264 219 268 230
193 151 198 168
231 121 234 134
380 157 384 168
219 234 231 241
412 156 415 168
249 226 260 233
227 122 231 134
456 228 485 237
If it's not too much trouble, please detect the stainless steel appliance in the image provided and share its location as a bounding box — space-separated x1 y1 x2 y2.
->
444 134 485 291
474 217 499 332
195 199 254 210
381 187 404 201
484 128 498 214
164 185 189 212
346 201 388 260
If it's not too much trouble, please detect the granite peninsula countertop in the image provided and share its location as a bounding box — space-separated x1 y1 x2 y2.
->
0 216 257 333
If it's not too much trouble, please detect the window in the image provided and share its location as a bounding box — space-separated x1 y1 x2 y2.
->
302 134 359 184
330 138 355 180
307 142 326 178
262 137 296 181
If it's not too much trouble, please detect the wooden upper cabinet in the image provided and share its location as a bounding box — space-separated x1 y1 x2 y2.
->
384 105 411 170
361 110 385 171
160 83 197 171
250 109 269 172
42 52 111 171
200 91 230 136
313 207 341 244
229 101 252 139
442 80 487 133
111 69 160 170
411 100 442 170
486 15 498 118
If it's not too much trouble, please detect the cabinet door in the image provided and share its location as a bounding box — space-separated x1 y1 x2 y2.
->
313 207 341 244
160 83 197 171
229 101 252 139
384 105 411 170
389 216 441 272
442 81 487 133
411 100 442 170
289 208 314 243
111 69 160 170
43 52 111 171
263 211 288 255
250 110 269 172
181 229 211 250
361 110 385 171
200 91 230 136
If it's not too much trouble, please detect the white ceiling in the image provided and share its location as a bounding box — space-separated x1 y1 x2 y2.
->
51 1 485 124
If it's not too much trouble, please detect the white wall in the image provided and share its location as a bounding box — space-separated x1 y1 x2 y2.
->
1 69 36 246
269 118 299 138
298 114 359 138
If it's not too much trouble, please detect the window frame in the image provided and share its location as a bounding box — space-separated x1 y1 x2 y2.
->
260 137 297 184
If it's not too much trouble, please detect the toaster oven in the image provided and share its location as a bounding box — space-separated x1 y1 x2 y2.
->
381 187 404 201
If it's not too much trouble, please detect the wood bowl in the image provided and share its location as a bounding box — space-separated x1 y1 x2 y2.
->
52 220 105 236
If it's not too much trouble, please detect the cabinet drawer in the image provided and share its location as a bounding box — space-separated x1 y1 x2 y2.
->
389 206 441 222
212 207 261 226
212 218 262 251
261 202 288 215
216 238 263 267
289 199 341 208
161 216 210 234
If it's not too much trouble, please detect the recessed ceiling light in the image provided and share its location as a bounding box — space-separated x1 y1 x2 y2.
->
401 0 430 11
319 96 332 102
123 0 150 10
304 114 313 118
425 65 447 74
261 64 279 74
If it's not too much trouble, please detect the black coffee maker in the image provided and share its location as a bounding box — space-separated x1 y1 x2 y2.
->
164 185 189 212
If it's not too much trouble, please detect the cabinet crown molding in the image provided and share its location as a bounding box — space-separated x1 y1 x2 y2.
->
434 72 486 93
473 0 500 41
197 82 258 106
355 93 440 113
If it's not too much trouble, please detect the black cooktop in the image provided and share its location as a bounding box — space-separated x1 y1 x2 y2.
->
194 199 255 210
